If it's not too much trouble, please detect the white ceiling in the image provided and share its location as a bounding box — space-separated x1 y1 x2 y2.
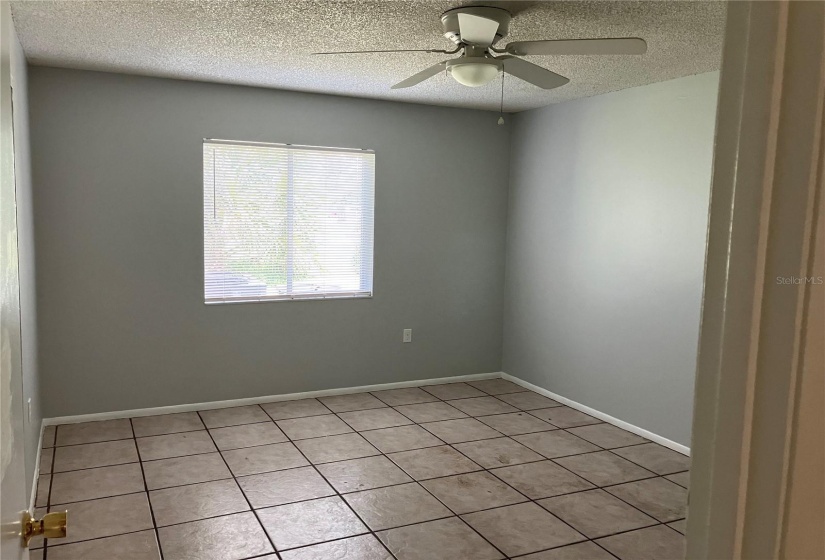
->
10 1 726 112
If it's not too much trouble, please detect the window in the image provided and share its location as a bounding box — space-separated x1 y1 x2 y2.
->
203 139 374 303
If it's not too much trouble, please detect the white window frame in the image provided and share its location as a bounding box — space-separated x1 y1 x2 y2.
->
203 138 375 304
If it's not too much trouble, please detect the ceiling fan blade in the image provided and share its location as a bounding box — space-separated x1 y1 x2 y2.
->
313 48 455 55
391 61 447 89
457 13 500 46
504 38 647 56
500 56 569 90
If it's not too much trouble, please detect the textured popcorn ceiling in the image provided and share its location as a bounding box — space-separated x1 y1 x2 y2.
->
10 0 725 112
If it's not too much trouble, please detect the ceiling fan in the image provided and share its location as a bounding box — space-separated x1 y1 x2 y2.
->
313 6 647 90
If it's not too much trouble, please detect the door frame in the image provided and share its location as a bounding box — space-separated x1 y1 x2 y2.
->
687 1 825 558
1 2 32 559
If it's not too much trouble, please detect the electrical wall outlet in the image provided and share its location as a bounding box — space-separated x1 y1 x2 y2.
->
403 329 412 343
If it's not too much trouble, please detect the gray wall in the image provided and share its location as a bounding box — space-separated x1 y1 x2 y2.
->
29 67 510 417
10 19 41 501
503 72 719 446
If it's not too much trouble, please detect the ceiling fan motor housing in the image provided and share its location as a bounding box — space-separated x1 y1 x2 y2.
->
441 6 511 45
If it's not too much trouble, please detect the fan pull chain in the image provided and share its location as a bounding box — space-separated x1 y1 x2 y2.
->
498 70 505 125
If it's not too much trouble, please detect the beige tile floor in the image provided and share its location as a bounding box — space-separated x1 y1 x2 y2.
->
33 379 689 560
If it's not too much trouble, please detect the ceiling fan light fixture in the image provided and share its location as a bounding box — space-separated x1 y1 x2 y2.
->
447 57 502 87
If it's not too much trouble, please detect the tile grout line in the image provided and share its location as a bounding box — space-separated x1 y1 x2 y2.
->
480 391 690 489
409 478 512 559
30 398 482 540
195 409 283 560
542 425 691 522
36 448 686 549
413 384 597 559
87 417 677 470
321 386 672 558
276 402 404 558
33 505 684 558
129 418 166 560
380 385 687 557
41 424 58 559
44 391 548 449
31 505 683 560
252 402 401 559
41 425 615 477
444 389 631 559
417 427 604 558
39 382 687 558
478 392 687 556
506 445 684 556
50 402 684 552
41 452 678 548
339 393 512 557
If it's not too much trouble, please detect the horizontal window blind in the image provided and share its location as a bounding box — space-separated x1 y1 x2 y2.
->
204 140 375 303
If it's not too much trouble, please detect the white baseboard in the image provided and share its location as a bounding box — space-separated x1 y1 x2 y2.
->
501 372 691 456
44 371 502 426
42 370 689 457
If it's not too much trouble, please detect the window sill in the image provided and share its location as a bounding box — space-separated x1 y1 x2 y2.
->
204 292 373 305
